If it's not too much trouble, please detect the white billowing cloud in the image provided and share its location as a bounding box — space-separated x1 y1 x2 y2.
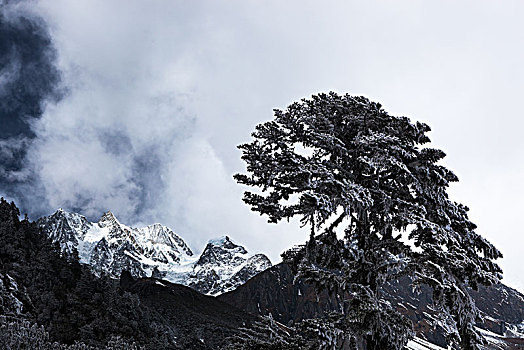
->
30 59 193 216
28 1 195 219
21 0 524 292
26 0 308 258
162 137 252 250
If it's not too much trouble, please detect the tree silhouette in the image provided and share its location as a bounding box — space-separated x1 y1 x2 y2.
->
235 92 502 349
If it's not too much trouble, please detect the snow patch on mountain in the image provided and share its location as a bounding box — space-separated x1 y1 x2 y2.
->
0 273 24 315
37 209 271 295
406 337 446 350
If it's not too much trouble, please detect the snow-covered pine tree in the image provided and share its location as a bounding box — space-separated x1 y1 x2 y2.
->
234 92 502 350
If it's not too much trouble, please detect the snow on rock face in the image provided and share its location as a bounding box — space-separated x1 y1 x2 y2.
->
0 273 24 315
187 236 272 296
136 224 194 262
37 210 271 295
37 209 91 252
39 210 195 281
405 337 446 350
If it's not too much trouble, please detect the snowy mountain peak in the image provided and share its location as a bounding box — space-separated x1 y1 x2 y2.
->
207 235 233 248
204 235 247 255
38 208 91 249
136 223 194 257
50 207 82 221
38 209 271 295
189 236 271 295
208 235 230 245
97 210 120 228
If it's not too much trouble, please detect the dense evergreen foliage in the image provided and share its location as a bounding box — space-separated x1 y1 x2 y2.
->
235 92 503 349
0 198 175 348
0 316 142 350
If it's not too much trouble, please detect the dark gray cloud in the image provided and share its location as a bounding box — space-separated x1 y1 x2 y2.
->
0 0 62 213
1 1 198 225
0 4 61 138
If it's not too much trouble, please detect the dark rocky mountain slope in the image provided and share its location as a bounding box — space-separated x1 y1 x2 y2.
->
219 263 524 349
118 271 258 349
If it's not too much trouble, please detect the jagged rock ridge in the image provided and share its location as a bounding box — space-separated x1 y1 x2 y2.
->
37 209 271 295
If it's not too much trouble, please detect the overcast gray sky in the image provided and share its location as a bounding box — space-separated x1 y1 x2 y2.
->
8 1 524 292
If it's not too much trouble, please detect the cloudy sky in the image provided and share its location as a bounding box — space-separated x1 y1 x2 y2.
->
1 0 523 292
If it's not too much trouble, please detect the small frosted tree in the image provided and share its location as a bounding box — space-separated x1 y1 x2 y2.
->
234 92 502 349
